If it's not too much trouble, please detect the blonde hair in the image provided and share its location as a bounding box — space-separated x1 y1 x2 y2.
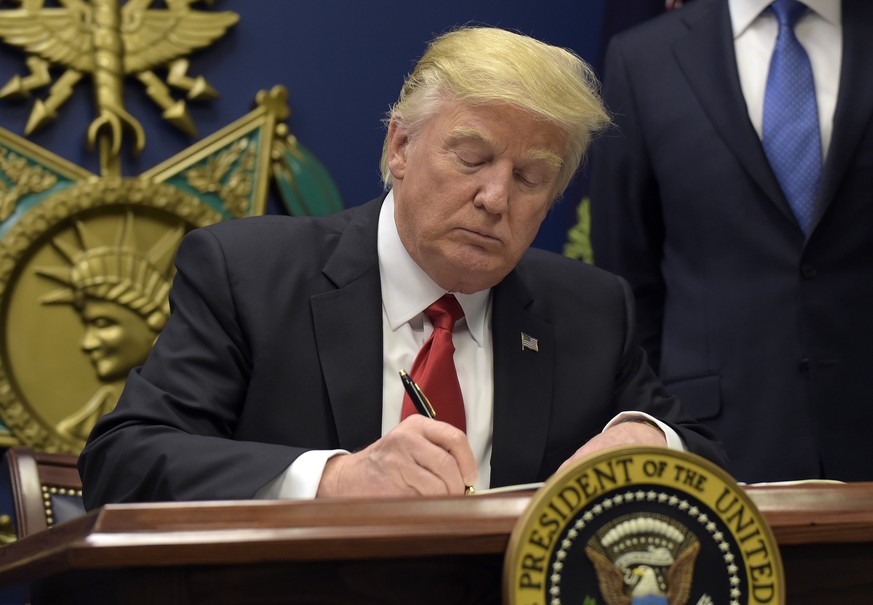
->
380 26 610 195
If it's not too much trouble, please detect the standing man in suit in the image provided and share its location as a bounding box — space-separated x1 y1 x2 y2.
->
79 26 725 507
589 0 873 482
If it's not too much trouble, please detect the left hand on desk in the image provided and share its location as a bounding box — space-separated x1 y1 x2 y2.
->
556 420 667 474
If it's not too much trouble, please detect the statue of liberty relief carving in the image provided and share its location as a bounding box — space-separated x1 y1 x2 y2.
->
37 212 182 441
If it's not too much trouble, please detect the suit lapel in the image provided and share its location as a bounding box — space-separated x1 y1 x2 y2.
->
489 270 555 487
311 200 384 452
672 0 794 222
813 0 873 229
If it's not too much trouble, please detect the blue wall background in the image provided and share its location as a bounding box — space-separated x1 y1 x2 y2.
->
0 0 607 252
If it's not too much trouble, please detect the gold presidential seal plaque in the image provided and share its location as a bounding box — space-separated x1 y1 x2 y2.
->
504 447 783 605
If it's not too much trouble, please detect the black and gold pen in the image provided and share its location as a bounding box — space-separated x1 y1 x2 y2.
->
399 369 436 419
398 369 475 495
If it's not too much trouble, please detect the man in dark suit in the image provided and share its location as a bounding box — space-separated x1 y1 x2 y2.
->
79 26 725 506
589 0 873 482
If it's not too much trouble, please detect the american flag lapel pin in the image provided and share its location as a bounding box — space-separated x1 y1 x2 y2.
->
521 332 539 352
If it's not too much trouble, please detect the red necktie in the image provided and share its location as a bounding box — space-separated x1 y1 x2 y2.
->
401 294 466 432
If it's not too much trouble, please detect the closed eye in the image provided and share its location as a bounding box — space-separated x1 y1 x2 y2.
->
515 168 553 189
454 151 487 168
514 171 539 187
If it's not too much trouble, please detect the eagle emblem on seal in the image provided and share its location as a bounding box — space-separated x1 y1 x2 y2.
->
586 515 704 605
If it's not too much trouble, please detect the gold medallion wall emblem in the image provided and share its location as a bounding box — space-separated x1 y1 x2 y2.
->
0 177 220 452
504 447 784 605
0 0 343 453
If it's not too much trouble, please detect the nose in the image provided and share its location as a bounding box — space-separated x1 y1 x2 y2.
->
472 165 510 214
81 326 99 353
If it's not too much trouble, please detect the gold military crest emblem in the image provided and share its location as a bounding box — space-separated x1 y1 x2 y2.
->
0 1 342 453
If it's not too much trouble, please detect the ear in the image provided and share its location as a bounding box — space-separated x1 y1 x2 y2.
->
386 120 410 181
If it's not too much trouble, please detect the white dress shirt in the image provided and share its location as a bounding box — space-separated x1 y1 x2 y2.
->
730 0 842 159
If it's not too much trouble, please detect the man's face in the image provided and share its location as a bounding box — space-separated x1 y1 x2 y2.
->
387 101 566 293
79 299 155 382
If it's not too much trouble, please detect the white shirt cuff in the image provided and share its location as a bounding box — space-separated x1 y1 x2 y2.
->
603 411 686 452
254 449 348 499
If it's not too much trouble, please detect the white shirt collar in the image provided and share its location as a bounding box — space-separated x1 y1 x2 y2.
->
377 190 490 346
730 0 841 38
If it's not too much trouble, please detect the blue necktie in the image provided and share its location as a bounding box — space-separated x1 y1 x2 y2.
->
762 0 821 235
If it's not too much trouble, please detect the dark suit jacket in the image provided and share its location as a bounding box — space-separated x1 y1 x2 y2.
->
79 197 725 507
589 0 873 482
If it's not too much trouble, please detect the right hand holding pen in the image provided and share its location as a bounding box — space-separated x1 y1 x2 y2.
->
316 415 477 497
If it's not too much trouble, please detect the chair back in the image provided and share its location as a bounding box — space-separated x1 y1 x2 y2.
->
3 446 85 539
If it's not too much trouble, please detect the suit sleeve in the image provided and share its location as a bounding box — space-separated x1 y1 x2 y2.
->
589 36 667 372
78 228 305 508
612 277 727 467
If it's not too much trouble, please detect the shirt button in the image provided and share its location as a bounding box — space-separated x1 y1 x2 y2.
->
801 264 817 279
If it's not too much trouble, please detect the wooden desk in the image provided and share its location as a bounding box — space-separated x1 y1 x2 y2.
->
744 482 873 603
0 483 870 604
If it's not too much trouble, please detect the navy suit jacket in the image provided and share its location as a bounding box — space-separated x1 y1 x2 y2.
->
79 197 725 507
590 0 873 482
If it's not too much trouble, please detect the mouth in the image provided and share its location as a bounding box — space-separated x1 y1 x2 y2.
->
458 227 501 246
